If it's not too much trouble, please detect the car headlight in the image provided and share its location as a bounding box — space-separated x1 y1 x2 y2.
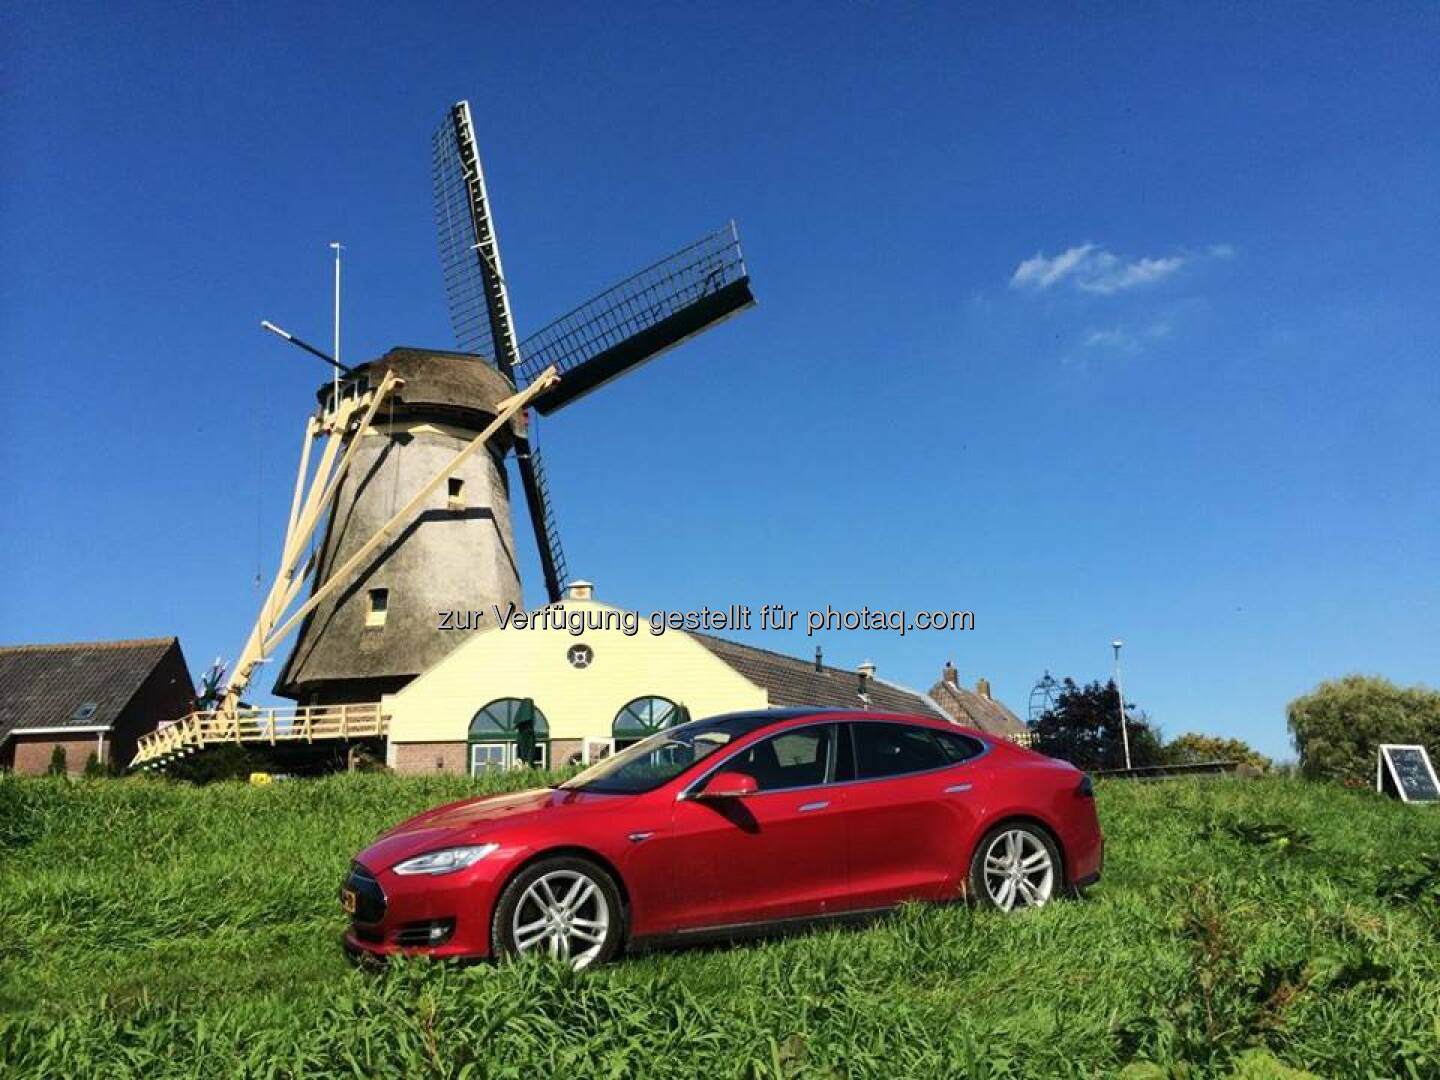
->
392 843 500 876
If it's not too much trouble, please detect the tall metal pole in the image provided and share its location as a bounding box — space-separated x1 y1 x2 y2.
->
329 242 343 398
1112 639 1132 770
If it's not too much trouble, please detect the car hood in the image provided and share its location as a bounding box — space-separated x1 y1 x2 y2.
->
356 787 621 871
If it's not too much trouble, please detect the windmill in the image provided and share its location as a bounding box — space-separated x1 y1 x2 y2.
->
216 100 754 715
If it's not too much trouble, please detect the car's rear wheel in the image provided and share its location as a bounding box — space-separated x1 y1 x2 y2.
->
969 823 1060 912
491 856 623 969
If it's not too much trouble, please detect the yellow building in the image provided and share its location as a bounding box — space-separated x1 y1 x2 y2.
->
383 582 947 775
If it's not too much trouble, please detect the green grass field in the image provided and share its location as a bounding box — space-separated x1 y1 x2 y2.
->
2 772 1437 1079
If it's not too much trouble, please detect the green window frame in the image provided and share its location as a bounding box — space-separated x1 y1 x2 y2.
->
613 696 681 747
469 698 549 771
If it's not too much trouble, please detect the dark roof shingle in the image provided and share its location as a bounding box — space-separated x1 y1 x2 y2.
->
0 638 180 742
691 634 945 719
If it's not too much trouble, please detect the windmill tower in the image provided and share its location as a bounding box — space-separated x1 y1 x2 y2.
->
244 101 754 708
273 350 525 704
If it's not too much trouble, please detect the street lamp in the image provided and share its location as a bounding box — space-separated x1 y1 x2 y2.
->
1112 639 1132 770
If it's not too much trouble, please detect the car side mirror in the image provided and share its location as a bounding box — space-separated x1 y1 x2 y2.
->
697 770 758 799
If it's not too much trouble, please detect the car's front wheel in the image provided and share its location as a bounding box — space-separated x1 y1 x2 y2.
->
968 823 1060 912
490 856 624 969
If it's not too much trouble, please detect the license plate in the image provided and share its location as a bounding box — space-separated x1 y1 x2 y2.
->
341 887 357 915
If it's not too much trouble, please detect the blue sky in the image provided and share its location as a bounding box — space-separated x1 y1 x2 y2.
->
3 4 1436 759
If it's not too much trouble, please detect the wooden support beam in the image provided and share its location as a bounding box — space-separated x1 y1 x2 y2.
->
283 417 318 557
282 372 403 573
217 374 401 714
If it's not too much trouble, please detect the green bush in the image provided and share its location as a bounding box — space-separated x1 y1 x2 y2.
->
2 771 1438 1077
164 744 270 785
1287 674 1440 785
1165 733 1272 772
45 745 67 777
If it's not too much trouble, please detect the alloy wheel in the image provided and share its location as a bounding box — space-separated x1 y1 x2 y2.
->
510 869 612 968
982 828 1055 911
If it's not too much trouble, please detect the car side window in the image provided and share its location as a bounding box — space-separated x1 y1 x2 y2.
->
853 722 949 779
727 724 833 792
933 730 985 764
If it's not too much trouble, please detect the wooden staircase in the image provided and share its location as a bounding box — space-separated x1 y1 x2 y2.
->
132 703 386 769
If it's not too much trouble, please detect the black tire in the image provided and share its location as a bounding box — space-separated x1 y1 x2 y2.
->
490 855 625 968
967 821 1063 912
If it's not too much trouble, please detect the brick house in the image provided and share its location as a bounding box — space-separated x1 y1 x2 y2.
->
0 637 195 775
927 662 1028 738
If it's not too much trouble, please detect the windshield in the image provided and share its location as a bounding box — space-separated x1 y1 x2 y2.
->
559 713 779 795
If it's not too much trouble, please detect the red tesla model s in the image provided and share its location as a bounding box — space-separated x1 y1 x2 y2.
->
341 709 1103 968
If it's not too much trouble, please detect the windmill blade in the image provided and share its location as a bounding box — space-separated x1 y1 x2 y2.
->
514 438 568 603
432 100 521 374
433 100 568 602
517 223 754 415
513 436 569 605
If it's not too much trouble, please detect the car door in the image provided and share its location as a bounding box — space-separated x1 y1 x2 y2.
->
836 721 987 911
634 723 848 933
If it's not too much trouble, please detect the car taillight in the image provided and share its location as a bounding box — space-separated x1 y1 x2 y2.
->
1076 773 1095 798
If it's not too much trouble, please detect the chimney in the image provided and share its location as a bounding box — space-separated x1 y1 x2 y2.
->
858 659 876 691
814 646 823 672
566 580 594 601
942 661 958 686
856 659 875 709
976 677 991 700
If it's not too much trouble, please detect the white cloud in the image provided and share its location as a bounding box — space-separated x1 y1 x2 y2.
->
1009 243 1220 295
1080 319 1175 356
1010 244 1099 291
1079 253 1186 295
1082 327 1136 350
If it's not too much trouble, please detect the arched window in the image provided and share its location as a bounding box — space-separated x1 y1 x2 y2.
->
469 698 550 774
613 696 681 750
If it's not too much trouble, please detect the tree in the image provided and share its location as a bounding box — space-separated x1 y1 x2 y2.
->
1031 678 1163 771
1165 733 1271 772
1287 674 1440 785
83 752 109 779
46 745 68 776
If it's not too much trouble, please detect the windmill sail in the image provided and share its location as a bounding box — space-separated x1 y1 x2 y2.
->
432 99 755 602
432 101 568 602
432 101 520 372
518 223 754 414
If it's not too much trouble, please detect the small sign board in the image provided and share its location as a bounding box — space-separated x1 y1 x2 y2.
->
1376 744 1440 803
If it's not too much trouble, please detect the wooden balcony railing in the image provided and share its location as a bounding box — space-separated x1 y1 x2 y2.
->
131 703 386 768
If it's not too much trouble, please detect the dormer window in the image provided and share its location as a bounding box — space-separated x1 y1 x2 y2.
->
366 588 389 628
70 702 98 722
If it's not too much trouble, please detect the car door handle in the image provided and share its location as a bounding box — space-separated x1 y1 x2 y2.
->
798 800 830 812
944 783 973 794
